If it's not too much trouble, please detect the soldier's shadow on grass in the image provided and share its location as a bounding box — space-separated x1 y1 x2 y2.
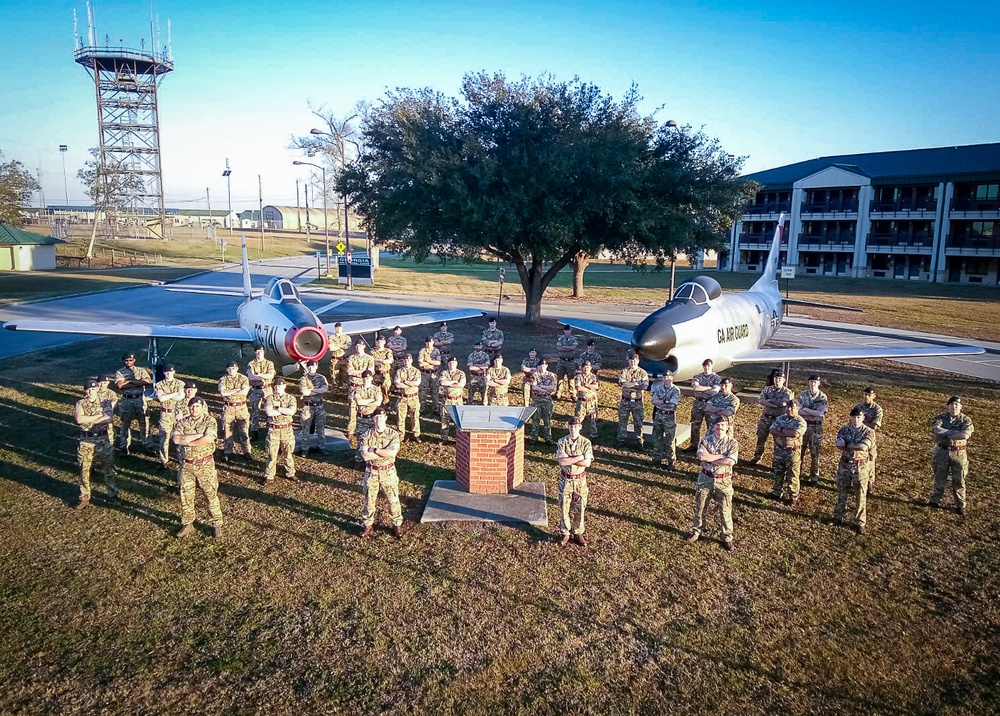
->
218 481 357 533
0 395 77 431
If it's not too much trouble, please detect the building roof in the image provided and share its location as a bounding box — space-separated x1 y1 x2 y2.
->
745 142 1000 189
0 224 65 246
174 209 231 217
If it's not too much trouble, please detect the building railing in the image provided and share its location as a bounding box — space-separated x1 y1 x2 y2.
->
801 199 859 214
951 197 1000 212
945 234 1000 252
870 198 937 212
742 200 791 215
797 232 856 246
739 234 787 247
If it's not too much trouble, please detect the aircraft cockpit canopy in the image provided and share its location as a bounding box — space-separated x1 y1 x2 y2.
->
264 277 301 303
670 276 722 306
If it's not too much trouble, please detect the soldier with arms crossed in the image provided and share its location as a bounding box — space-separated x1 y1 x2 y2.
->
154 364 186 471
247 344 276 441
438 357 467 442
370 334 395 406
485 354 512 406
520 348 541 407
74 378 118 510
686 359 721 450
263 377 298 484
115 351 152 454
327 322 352 393
686 416 739 550
218 360 253 461
467 340 490 405
617 353 649 448
750 370 793 464
394 354 423 442
769 400 807 505
172 396 223 539
359 408 404 540
650 371 681 469
482 318 504 363
417 336 442 411
929 395 974 515
834 406 876 534
798 375 828 485
529 357 557 443
556 417 594 547
297 360 329 454
852 386 884 489
554 325 579 399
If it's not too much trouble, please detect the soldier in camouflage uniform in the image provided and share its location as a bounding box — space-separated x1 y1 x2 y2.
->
154 364 186 470
529 358 557 442
172 396 223 539
798 375 829 485
650 371 681 469
95 374 118 446
432 321 454 365
555 325 580 399
556 417 594 547
386 325 408 372
74 379 118 510
485 354 512 406
370 334 395 406
617 354 649 448
578 339 603 376
394 354 422 442
417 336 442 411
702 377 741 429
114 352 152 454
750 370 794 464
172 381 199 490
359 408 404 540
573 359 600 439
439 357 467 441
218 360 253 461
298 360 329 454
852 387 884 489
247 344 276 441
834 406 876 534
467 340 491 405
520 349 541 407
686 416 739 550
346 340 376 440
327 322 353 394
482 318 504 363
769 400 807 505
930 395 974 515
263 377 298 484
351 370 382 452
686 359 721 451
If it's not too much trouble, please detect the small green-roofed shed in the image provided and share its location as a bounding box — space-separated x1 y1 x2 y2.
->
0 223 65 271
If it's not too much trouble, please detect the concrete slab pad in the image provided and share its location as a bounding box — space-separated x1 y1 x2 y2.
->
625 420 691 445
294 426 352 452
421 480 548 527
449 405 535 432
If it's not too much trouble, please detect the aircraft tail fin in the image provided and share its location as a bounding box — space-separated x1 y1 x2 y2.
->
750 213 784 293
241 233 252 302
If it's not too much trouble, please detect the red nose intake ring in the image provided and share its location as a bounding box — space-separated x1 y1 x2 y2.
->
285 326 328 362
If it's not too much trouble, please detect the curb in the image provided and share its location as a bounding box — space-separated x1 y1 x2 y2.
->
2 267 220 309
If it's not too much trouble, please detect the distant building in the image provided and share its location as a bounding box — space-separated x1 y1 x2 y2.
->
730 143 1000 284
0 224 65 271
262 205 361 233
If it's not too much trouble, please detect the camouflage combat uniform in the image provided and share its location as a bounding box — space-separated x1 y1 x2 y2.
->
689 372 722 448
346 351 376 434
96 384 118 445
485 365 512 406
298 372 329 453
834 423 875 528
704 390 740 428
386 333 408 371
555 333 580 397
351 384 383 441
395 363 422 440
769 412 807 501
852 400 884 485
798 387 828 483
327 332 353 390
75 395 118 502
556 434 593 537
154 375 186 466
360 426 403 529
577 348 602 376
432 328 454 363
264 392 297 482
520 354 541 407
650 381 681 464
218 372 252 457
467 349 491 405
530 371 557 441
370 346 395 405
247 357 276 434
438 368 467 440
417 345 442 409
617 365 649 445
753 384 794 461
691 431 740 543
173 413 223 529
115 364 152 451
931 411 974 511
482 326 504 362
574 370 600 438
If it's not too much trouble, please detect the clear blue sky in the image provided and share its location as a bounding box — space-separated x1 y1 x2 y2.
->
1 0 996 212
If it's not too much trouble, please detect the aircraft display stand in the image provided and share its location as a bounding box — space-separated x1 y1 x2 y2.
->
421 406 547 527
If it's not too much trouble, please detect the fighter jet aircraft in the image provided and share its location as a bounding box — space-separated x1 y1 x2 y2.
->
559 217 984 380
3 235 483 370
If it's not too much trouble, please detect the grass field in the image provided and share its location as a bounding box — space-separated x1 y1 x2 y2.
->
1 317 998 714
0 267 207 306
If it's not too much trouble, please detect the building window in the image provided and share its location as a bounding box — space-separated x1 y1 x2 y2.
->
975 184 999 201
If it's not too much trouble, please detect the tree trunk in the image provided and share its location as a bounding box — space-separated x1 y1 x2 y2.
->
570 252 590 297
522 267 544 324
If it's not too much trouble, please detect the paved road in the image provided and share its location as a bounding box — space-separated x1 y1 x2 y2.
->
3 256 997 382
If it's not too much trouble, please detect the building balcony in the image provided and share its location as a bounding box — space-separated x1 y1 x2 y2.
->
800 200 859 214
945 234 1000 255
742 200 791 216
866 233 934 253
869 198 937 213
739 233 786 250
952 197 1000 212
796 232 856 250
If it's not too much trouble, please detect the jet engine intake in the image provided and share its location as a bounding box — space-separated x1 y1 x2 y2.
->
285 326 328 362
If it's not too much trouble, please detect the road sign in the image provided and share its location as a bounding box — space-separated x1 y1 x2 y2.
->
780 266 796 279
335 241 347 253
346 252 352 264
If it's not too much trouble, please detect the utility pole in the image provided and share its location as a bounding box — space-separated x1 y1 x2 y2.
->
59 144 69 206
296 179 301 234
304 184 311 239
258 174 264 252
222 158 233 236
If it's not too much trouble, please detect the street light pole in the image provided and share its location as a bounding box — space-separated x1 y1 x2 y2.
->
59 144 69 206
222 159 232 236
293 160 330 276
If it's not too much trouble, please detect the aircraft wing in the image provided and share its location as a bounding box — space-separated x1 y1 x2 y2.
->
329 308 485 336
164 287 245 297
556 318 633 345
730 344 984 365
3 319 254 342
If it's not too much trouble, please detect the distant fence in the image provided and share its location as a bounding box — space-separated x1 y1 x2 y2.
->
57 246 164 269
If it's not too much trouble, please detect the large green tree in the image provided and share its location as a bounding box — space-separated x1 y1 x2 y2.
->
0 150 40 225
339 72 753 322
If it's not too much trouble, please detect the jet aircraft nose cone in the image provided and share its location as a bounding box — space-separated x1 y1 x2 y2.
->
631 315 676 361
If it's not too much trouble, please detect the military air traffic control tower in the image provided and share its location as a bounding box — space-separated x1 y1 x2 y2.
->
74 5 173 239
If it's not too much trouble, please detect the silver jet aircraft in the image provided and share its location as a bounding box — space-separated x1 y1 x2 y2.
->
559 218 984 380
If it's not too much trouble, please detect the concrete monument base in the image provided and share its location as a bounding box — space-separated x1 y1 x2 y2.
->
294 426 352 452
420 480 548 527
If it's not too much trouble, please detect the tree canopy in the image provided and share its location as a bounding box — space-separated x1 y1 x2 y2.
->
0 150 40 225
339 72 755 322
